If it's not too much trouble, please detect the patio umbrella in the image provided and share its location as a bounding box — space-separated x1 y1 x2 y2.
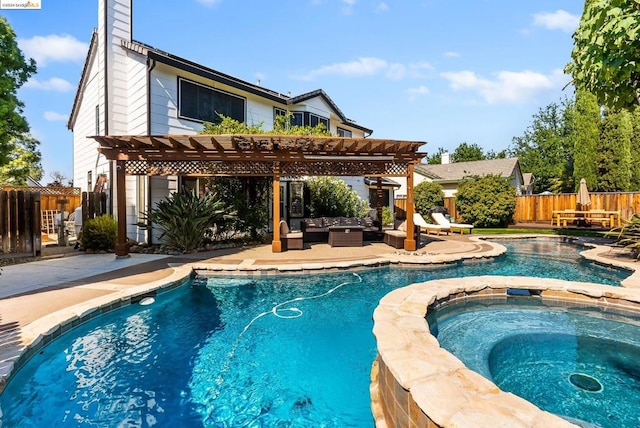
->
577 178 591 210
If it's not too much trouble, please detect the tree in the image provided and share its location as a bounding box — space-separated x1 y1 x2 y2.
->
454 175 516 227
413 181 444 216
452 142 486 162
425 147 446 164
596 108 632 191
306 176 368 217
509 100 573 193
567 89 600 191
0 17 38 167
0 134 42 185
630 107 640 190
566 0 640 109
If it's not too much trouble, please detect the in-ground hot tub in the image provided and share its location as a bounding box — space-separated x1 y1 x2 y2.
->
370 276 640 428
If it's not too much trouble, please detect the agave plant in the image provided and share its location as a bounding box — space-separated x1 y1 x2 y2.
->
138 190 233 253
606 214 640 260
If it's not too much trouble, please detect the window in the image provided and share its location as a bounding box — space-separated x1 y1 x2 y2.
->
274 109 329 128
179 78 245 123
337 127 352 137
87 171 92 192
95 105 100 135
308 113 329 129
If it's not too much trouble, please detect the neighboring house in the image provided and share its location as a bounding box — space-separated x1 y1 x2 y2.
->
522 173 535 195
395 157 526 198
68 0 390 241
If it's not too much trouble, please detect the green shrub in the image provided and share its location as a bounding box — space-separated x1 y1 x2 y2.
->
382 206 394 226
606 214 640 259
138 190 232 253
454 175 516 227
413 181 445 216
81 215 117 251
306 176 369 217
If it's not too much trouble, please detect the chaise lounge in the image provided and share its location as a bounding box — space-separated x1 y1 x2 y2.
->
431 212 474 234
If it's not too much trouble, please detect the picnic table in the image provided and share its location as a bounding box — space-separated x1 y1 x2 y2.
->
551 209 621 228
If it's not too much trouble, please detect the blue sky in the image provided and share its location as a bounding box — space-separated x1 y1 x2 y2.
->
2 0 583 183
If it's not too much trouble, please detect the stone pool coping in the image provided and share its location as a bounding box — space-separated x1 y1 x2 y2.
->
1 235 637 395
370 275 640 428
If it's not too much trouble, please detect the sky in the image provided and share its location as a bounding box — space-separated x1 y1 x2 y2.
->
2 0 584 184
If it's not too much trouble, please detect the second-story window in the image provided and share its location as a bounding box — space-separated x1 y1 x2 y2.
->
179 78 245 123
337 127 352 137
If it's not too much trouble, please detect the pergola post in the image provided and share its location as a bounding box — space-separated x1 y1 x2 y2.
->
404 163 416 251
376 177 383 232
114 160 130 257
272 166 282 252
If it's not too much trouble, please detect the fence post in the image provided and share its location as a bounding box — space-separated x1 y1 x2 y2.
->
32 192 41 256
1 191 8 253
9 191 18 252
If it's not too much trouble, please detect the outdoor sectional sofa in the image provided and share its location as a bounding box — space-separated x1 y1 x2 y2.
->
301 217 381 242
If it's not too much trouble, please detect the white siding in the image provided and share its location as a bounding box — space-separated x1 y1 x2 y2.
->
394 173 431 199
126 52 148 134
105 0 132 135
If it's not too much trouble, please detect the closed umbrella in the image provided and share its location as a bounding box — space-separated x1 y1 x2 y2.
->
577 178 591 210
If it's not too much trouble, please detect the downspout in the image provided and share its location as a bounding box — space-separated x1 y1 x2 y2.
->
146 57 156 245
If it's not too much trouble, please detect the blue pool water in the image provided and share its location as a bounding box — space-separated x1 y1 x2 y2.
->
430 299 640 428
0 239 632 427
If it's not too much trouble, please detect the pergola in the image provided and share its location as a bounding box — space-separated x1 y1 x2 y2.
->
93 134 426 256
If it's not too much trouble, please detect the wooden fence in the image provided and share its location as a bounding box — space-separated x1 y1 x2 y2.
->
395 192 640 225
0 190 41 256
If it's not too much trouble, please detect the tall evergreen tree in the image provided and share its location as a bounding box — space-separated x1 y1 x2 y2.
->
596 108 632 191
569 90 600 191
630 108 640 190
509 101 573 193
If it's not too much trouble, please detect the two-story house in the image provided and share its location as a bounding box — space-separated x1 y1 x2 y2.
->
68 0 400 242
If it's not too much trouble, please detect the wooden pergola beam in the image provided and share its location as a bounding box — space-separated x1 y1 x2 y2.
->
92 134 426 255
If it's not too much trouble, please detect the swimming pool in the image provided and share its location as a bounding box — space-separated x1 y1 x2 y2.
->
430 298 640 427
0 239 632 426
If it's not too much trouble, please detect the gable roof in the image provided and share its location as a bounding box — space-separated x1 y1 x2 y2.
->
415 158 522 182
68 37 372 135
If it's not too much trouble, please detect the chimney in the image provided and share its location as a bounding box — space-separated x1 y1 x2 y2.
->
441 151 450 164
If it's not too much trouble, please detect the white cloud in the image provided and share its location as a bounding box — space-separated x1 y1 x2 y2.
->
444 51 460 58
440 69 561 104
295 57 387 80
375 2 389 13
44 111 69 122
196 0 222 6
295 57 431 81
341 0 356 15
18 34 87 66
532 10 579 33
24 77 74 92
406 85 429 101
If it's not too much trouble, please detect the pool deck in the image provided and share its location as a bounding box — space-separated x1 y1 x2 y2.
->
0 233 638 393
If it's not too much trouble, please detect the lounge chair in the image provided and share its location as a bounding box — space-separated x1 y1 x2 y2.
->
413 212 450 236
431 212 474 234
279 220 303 250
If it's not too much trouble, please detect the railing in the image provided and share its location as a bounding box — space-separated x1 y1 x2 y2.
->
395 192 640 225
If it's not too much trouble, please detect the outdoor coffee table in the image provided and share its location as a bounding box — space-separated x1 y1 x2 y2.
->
328 225 364 247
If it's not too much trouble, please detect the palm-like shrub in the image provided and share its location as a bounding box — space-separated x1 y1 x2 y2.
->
81 215 117 251
414 181 445 216
454 175 516 227
606 214 640 260
306 176 369 217
139 190 232 253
